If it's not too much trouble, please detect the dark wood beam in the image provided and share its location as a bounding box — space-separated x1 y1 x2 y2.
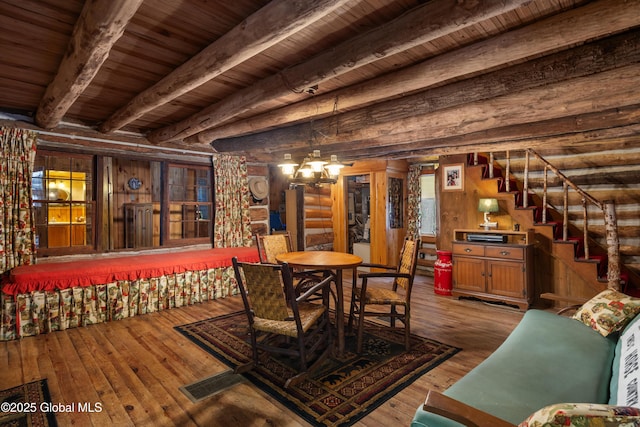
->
212 32 640 157
148 0 531 143
194 0 640 144
98 0 349 133
35 0 143 129
366 123 640 160
325 111 640 161
257 104 640 162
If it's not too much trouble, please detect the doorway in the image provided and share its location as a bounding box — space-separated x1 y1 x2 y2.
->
346 175 370 263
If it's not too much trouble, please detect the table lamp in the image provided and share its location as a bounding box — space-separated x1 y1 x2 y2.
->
478 198 499 230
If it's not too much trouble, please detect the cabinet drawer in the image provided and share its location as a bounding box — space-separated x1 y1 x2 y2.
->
452 243 485 257
485 246 524 260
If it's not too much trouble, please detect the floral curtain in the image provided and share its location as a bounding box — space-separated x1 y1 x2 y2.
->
213 154 252 247
0 127 37 274
406 164 422 241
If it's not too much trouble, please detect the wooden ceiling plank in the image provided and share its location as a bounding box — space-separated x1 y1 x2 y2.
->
350 64 640 146
195 0 640 145
148 0 532 143
211 30 640 155
98 0 350 133
34 0 144 129
343 116 640 161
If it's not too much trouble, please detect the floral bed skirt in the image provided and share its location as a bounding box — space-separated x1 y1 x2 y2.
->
0 266 237 341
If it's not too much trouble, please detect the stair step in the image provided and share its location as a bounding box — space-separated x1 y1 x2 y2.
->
534 220 563 239
575 254 608 278
471 150 632 291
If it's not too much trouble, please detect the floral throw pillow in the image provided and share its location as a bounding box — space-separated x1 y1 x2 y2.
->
519 403 640 427
572 289 640 337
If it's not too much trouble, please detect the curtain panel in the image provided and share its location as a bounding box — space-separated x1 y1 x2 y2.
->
406 164 422 241
213 154 252 247
0 127 37 274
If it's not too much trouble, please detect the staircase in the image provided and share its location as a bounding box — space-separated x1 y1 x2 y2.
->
467 151 640 302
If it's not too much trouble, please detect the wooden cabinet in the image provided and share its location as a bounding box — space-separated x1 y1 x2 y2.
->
47 224 86 247
451 229 534 310
124 203 153 248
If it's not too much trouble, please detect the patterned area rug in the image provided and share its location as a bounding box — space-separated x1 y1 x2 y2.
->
0 379 57 427
176 311 460 426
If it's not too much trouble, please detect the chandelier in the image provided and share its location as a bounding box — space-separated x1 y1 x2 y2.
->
278 150 344 185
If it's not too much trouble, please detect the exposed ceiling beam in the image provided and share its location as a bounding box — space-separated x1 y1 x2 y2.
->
220 64 640 163
212 31 640 155
148 0 531 143
195 0 640 144
34 0 143 130
333 110 640 160
98 0 349 133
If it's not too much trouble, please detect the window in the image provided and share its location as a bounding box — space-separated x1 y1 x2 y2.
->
32 153 95 252
419 173 436 236
168 165 212 241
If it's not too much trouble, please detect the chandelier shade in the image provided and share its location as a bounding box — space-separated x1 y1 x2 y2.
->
278 150 344 185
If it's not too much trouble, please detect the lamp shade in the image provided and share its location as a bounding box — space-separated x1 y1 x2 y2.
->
478 198 499 213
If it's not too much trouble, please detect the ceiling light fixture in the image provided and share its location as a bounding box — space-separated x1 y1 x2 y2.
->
278 150 344 186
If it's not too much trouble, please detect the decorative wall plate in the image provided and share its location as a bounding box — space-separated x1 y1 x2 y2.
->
128 177 142 190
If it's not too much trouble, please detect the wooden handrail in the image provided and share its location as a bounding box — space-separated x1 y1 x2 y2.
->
474 149 621 289
528 149 619 289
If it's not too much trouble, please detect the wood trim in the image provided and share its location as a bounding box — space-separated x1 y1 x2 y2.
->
423 390 515 427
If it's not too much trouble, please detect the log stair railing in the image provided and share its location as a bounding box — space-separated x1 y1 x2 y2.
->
469 149 629 297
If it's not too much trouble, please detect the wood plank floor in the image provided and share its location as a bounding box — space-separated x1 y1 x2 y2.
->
0 273 526 426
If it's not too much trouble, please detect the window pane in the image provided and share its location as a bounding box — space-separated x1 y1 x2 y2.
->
420 174 437 235
31 152 93 251
168 164 212 242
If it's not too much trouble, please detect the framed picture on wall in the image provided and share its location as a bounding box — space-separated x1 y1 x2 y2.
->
443 164 464 191
388 177 403 229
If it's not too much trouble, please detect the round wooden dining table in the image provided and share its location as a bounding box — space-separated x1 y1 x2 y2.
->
276 251 362 356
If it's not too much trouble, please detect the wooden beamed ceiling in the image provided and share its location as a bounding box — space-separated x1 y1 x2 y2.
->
1 0 639 163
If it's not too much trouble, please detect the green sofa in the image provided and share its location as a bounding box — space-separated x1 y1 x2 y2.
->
411 305 640 427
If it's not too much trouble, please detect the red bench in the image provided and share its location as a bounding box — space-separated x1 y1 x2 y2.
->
0 247 259 340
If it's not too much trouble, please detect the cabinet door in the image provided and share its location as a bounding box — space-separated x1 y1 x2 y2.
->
71 224 86 246
48 225 70 247
486 260 525 298
453 256 485 292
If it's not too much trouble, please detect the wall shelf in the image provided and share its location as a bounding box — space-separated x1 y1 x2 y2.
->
453 228 535 245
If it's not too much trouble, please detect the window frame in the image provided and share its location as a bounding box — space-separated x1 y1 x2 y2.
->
163 163 214 245
419 168 437 237
32 150 97 256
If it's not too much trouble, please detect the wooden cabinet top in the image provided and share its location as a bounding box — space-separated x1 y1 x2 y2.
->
453 229 535 245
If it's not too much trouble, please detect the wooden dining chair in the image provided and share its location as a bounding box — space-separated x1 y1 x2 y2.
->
255 232 333 301
347 237 419 353
232 258 333 388
255 231 294 264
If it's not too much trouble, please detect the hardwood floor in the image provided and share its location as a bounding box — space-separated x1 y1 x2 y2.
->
0 273 525 426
